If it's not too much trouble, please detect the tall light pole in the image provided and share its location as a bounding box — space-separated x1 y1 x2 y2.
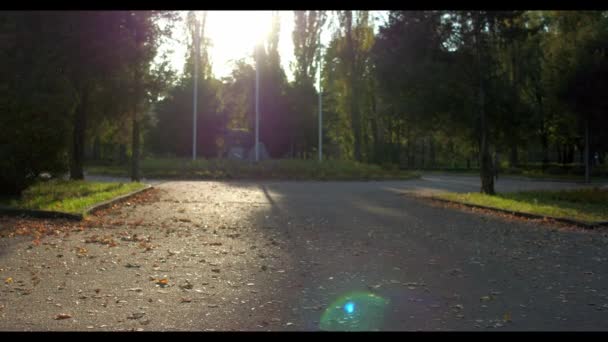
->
192 14 200 161
255 44 260 163
318 32 323 162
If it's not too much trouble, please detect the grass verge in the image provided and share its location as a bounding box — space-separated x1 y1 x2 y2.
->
435 188 608 224
0 180 146 215
86 158 420 181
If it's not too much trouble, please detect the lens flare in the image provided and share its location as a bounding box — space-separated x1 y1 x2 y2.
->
320 291 389 331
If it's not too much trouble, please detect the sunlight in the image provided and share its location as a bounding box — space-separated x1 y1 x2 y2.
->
205 11 274 51
185 11 277 77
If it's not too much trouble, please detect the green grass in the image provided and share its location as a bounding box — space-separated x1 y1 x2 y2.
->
436 188 608 223
86 158 420 181
0 180 146 214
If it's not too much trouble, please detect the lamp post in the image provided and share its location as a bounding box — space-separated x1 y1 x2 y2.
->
255 44 260 163
318 32 323 162
192 14 200 161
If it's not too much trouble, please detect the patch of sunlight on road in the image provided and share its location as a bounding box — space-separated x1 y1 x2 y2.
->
383 186 445 197
421 177 478 187
320 291 389 331
351 199 408 218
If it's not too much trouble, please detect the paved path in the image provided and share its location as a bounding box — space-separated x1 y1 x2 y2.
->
0 176 607 331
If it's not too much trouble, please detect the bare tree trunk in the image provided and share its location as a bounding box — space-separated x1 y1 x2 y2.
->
585 117 590 183
131 112 141 182
92 136 101 161
509 145 518 167
430 136 436 168
421 137 426 169
70 86 88 180
475 17 494 195
370 92 380 163
130 16 142 182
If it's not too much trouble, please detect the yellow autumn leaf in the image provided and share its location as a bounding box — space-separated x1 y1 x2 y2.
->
5 277 13 284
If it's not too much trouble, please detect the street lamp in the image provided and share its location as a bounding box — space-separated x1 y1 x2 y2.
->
254 43 260 163
318 31 323 162
192 13 200 161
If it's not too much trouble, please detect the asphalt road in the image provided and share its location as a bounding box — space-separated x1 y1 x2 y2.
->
0 176 607 331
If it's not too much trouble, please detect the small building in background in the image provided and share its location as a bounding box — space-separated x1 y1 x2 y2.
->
224 129 269 161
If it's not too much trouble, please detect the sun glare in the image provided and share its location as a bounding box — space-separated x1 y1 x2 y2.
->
199 11 274 72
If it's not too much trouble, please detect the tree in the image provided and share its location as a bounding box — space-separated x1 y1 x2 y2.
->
0 12 73 194
290 11 327 158
258 12 291 158
547 11 608 182
147 11 224 159
123 11 176 181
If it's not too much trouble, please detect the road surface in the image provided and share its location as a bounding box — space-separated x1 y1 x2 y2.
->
0 175 606 331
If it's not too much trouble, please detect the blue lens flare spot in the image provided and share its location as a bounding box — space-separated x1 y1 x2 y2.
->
320 292 389 331
344 301 355 314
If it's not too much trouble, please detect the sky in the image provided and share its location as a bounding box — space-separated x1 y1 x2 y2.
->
157 11 389 83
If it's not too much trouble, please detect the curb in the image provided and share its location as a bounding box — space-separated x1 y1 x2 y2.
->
83 185 154 216
0 185 154 221
0 206 83 220
427 196 608 229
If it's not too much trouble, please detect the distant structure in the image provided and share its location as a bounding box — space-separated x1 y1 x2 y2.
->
224 129 269 161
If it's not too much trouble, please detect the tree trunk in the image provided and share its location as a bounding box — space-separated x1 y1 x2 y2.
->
536 93 549 171
70 86 88 180
370 92 380 164
429 136 436 169
584 117 590 183
509 145 518 167
421 137 426 169
475 17 494 195
131 112 141 182
344 11 362 162
130 16 142 182
92 136 101 161
119 144 127 165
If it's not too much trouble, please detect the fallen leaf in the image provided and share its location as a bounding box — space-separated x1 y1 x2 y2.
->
180 297 192 303
503 312 512 322
156 278 169 286
5 277 13 284
55 313 72 320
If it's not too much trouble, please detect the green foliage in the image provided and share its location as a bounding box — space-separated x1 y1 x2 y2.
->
0 12 74 195
4 11 608 188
